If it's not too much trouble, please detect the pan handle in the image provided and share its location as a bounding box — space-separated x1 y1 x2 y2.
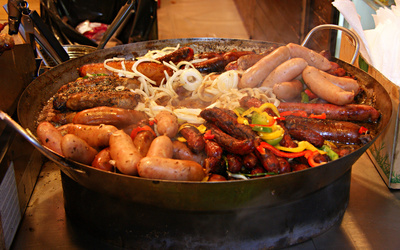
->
0 110 87 175
301 24 360 65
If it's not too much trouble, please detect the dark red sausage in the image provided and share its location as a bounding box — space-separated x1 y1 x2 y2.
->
278 102 380 122
204 156 225 175
179 126 205 153
284 116 371 145
200 107 257 140
242 153 258 170
206 123 255 155
256 149 279 173
204 139 223 159
156 47 194 63
193 51 254 73
226 154 242 173
276 157 291 174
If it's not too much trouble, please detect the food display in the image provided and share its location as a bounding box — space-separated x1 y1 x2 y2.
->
36 43 381 182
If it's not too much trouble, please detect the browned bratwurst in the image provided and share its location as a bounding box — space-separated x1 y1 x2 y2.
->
284 116 371 145
205 123 255 155
72 106 148 129
79 61 173 86
278 102 381 122
179 126 206 153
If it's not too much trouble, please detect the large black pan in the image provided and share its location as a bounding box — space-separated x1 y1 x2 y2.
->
17 37 392 248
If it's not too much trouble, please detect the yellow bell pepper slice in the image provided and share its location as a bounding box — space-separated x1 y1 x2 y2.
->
258 125 284 140
275 141 326 154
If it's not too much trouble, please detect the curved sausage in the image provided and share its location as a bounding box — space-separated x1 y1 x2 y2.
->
133 130 156 157
286 43 332 71
261 58 308 88
36 121 64 155
146 135 174 158
318 70 360 93
66 124 118 149
172 140 206 165
272 79 304 101
302 66 355 105
137 157 206 181
155 110 179 138
78 61 173 86
109 130 142 175
61 134 98 165
179 126 205 153
92 148 114 171
156 47 194 63
72 106 149 129
239 46 290 89
277 102 380 122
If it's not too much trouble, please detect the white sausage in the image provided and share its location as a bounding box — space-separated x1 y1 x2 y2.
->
146 135 174 158
302 66 355 105
273 79 304 101
239 46 290 89
36 121 64 155
61 134 98 165
318 70 360 93
67 124 118 149
109 130 142 175
261 58 308 88
137 157 206 181
286 43 332 71
155 110 179 138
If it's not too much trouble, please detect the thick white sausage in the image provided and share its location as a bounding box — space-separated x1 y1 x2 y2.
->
36 121 64 155
155 110 179 138
67 124 118 149
286 43 332 71
273 79 304 101
302 66 355 105
318 70 360 93
261 58 308 88
137 157 206 181
109 130 142 175
146 135 174 158
61 134 98 165
239 46 290 89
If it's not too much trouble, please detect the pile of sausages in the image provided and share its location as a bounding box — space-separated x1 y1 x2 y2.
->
239 43 360 105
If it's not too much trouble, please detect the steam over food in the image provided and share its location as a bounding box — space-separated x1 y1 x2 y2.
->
37 43 381 181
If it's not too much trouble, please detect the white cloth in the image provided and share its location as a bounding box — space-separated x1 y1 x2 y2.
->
333 0 400 86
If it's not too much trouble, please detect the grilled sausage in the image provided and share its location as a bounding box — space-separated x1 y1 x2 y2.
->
261 58 308 88
92 148 114 171
286 43 332 71
302 66 355 105
277 102 380 122
65 91 141 111
226 154 243 173
156 47 194 63
61 134 98 165
239 46 291 89
206 123 255 155
193 51 254 73
172 140 206 165
272 79 304 101
109 130 142 175
155 110 179 138
284 116 371 145
79 61 173 86
66 124 118 149
146 135 174 158
72 106 148 129
318 70 360 93
133 130 156 157
36 121 64 155
256 149 279 173
137 157 206 181
204 139 223 159
179 126 205 153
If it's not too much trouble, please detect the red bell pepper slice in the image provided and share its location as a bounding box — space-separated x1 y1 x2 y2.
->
256 142 310 158
204 129 215 140
305 89 318 99
358 126 368 134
